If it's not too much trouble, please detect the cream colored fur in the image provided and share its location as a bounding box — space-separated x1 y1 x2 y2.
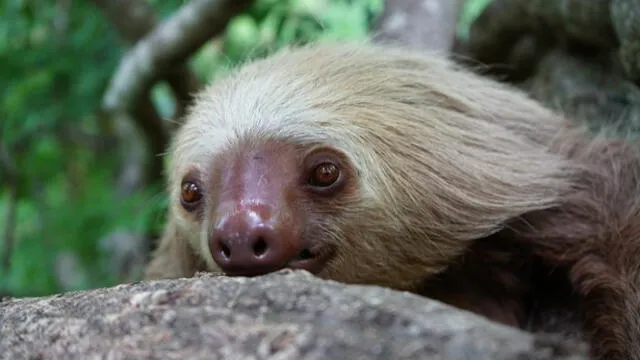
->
144 42 584 290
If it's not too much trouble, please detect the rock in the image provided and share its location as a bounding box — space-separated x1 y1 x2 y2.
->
466 0 531 66
525 50 640 137
527 0 616 49
463 0 640 140
466 0 619 61
611 0 640 81
0 270 587 359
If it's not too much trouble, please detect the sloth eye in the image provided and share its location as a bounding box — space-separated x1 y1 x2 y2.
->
309 162 340 187
180 181 202 208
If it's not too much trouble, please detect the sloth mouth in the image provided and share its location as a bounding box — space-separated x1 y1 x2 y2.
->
219 244 335 277
285 244 335 274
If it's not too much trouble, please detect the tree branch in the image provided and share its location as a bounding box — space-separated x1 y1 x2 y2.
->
102 0 253 116
91 0 202 124
372 0 463 53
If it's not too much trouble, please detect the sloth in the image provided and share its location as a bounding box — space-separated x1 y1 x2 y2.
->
144 42 640 360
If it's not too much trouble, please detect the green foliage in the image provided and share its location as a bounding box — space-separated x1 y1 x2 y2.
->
0 0 134 296
189 0 384 81
225 0 382 58
1 168 166 296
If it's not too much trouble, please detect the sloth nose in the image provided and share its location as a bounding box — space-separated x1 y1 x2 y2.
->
209 203 298 276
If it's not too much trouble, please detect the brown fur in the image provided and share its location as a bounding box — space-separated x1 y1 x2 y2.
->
144 42 640 359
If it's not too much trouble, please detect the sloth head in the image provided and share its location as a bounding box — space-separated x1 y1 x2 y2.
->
166 43 576 289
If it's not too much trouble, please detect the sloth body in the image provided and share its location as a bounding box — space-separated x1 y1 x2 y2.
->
145 43 640 359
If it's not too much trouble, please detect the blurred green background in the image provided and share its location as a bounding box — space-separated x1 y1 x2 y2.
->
0 0 491 297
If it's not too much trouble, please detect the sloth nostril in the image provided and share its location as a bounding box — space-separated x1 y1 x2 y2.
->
252 237 268 257
220 243 231 259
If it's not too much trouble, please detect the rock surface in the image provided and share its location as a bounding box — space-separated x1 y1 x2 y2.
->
0 270 587 359
463 0 640 139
